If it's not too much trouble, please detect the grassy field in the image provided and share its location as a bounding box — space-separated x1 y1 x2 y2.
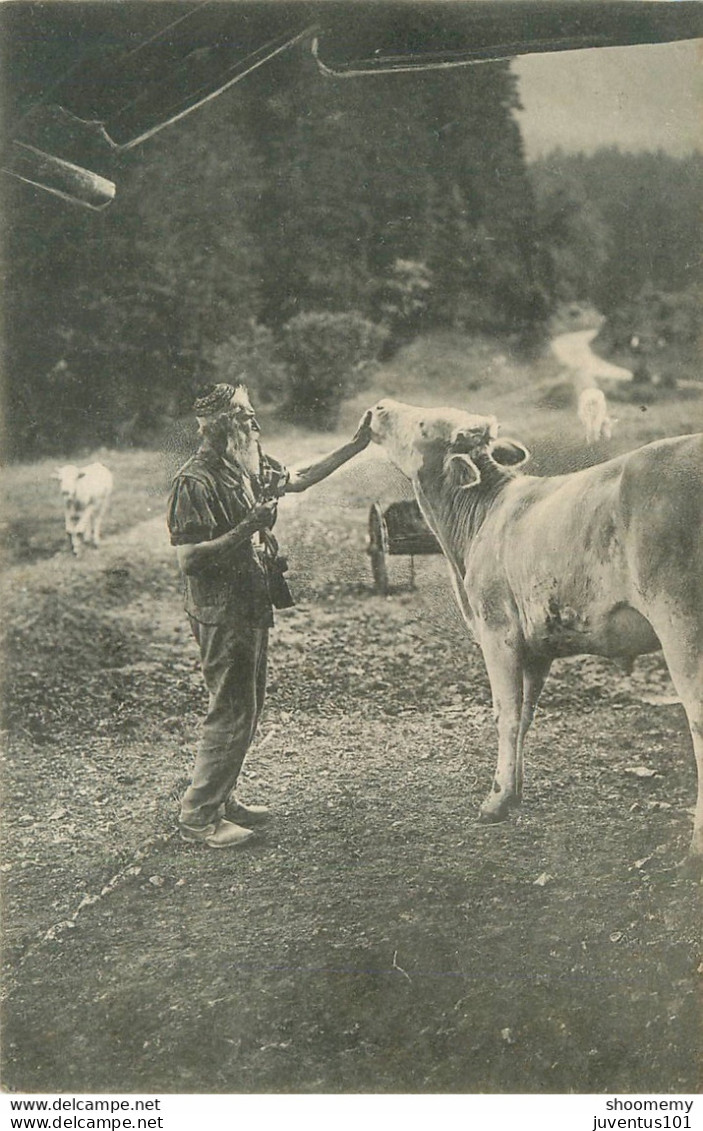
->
4 328 698 567
1 332 701 1094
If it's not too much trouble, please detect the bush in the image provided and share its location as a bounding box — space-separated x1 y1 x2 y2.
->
277 311 388 430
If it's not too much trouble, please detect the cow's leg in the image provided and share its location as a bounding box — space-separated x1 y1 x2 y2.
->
66 523 79 555
92 500 108 547
81 506 96 548
515 657 552 797
656 626 703 868
73 508 94 551
686 712 703 867
479 633 525 822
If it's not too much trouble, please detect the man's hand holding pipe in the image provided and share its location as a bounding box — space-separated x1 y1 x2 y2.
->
247 500 277 532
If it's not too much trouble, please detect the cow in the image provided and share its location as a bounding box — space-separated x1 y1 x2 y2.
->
52 462 113 555
366 399 703 868
577 386 616 444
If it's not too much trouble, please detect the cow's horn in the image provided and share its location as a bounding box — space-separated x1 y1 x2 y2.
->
451 426 491 454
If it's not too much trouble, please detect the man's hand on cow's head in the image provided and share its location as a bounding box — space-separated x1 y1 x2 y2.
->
352 410 374 450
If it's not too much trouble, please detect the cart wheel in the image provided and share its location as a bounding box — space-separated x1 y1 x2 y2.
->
368 502 390 595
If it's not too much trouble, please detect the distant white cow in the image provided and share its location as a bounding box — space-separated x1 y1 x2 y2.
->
52 462 113 555
577 386 616 444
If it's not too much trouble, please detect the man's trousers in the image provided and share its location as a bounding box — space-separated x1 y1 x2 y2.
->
179 616 268 829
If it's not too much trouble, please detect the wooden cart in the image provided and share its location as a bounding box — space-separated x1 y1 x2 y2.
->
367 500 441 594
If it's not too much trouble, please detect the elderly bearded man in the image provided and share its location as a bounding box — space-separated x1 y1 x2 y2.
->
167 382 372 848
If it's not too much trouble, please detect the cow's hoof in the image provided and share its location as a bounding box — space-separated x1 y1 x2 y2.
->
478 809 507 825
478 799 514 824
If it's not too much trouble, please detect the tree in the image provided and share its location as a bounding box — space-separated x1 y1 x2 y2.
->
4 44 554 457
530 148 703 313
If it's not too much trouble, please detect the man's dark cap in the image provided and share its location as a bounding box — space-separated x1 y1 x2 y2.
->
192 383 236 415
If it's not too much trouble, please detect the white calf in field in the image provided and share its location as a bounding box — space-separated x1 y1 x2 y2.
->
367 398 703 869
52 462 113 555
578 386 616 444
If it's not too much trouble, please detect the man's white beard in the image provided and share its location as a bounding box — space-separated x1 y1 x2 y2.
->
226 425 261 477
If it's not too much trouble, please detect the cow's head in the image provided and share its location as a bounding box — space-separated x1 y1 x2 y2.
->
368 399 529 487
51 465 83 497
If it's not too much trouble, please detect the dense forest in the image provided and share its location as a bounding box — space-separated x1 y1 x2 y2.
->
530 147 703 311
3 42 702 456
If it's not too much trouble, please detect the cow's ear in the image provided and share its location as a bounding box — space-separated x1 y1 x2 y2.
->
50 470 61 480
446 452 482 490
489 438 530 467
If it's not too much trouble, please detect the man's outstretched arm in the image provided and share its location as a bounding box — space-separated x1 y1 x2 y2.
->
282 412 373 494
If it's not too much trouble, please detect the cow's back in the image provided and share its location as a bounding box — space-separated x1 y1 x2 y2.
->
618 433 703 615
75 462 113 506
